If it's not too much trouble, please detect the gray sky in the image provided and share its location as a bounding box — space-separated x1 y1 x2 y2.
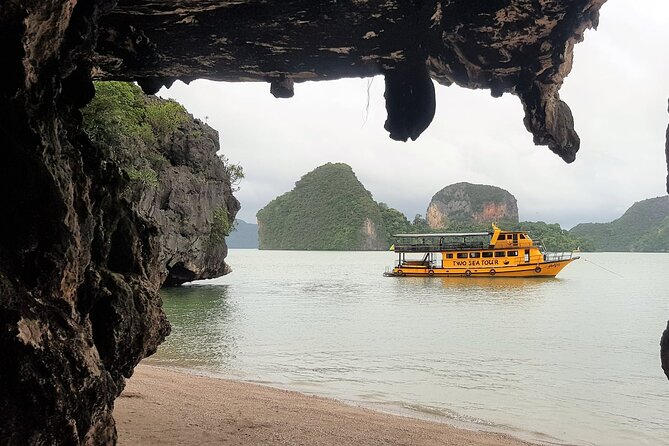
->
159 0 669 229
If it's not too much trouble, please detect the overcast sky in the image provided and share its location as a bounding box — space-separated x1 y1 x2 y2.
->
158 0 669 229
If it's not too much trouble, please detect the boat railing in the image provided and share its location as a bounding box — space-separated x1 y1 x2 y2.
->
543 251 576 262
393 241 489 252
392 260 437 268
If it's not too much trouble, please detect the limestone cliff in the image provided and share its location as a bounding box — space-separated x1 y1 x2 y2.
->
257 163 387 250
427 182 519 229
82 83 240 286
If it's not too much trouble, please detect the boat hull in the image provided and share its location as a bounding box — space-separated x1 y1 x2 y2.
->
385 258 578 278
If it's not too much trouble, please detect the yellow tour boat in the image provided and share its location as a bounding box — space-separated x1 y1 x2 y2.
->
384 224 579 278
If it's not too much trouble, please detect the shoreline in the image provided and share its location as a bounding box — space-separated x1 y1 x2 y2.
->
114 364 538 446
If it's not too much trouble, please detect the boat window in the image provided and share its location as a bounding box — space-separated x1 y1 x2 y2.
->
482 252 493 258
457 253 468 259
498 234 506 240
494 251 506 257
469 252 481 258
507 250 518 257
445 253 453 259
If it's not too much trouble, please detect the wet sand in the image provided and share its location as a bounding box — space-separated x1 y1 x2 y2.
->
114 365 537 446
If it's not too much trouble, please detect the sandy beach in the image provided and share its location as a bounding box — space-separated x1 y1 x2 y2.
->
114 365 536 446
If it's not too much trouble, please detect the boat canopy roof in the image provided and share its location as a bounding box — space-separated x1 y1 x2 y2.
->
393 232 492 238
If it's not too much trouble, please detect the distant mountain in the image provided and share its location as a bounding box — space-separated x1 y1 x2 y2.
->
256 163 387 250
226 219 258 249
569 196 669 252
426 182 518 229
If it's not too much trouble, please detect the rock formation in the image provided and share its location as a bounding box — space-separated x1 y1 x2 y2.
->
101 93 240 286
427 182 519 229
82 82 239 287
91 0 606 161
569 196 669 252
0 0 620 444
257 163 387 250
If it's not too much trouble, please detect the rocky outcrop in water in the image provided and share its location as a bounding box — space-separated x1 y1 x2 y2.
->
257 163 387 250
427 183 519 229
0 0 617 443
86 86 241 286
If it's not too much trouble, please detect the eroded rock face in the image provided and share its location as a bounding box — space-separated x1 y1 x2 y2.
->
0 0 617 444
93 0 605 160
118 103 240 286
0 2 234 444
427 182 519 229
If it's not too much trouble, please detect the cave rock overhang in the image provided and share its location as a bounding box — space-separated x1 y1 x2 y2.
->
93 0 607 162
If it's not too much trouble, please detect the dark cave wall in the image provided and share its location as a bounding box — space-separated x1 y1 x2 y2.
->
0 2 170 444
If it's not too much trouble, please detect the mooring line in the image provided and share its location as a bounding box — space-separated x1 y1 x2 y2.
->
582 258 624 278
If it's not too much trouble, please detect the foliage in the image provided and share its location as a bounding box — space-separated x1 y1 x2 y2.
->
209 206 232 246
145 98 188 138
83 82 189 147
83 82 241 194
82 81 154 148
631 216 669 252
411 214 430 233
124 167 159 186
569 196 669 252
256 163 385 250
218 155 245 191
378 203 412 243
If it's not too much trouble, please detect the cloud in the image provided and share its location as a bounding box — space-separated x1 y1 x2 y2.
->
158 0 669 229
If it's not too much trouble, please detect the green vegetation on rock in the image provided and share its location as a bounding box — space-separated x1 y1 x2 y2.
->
82 82 191 186
209 206 232 246
257 163 387 250
83 81 240 271
378 203 412 241
124 167 159 186
83 81 187 148
569 196 669 252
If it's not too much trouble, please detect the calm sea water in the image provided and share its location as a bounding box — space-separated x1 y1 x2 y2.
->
152 250 669 446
